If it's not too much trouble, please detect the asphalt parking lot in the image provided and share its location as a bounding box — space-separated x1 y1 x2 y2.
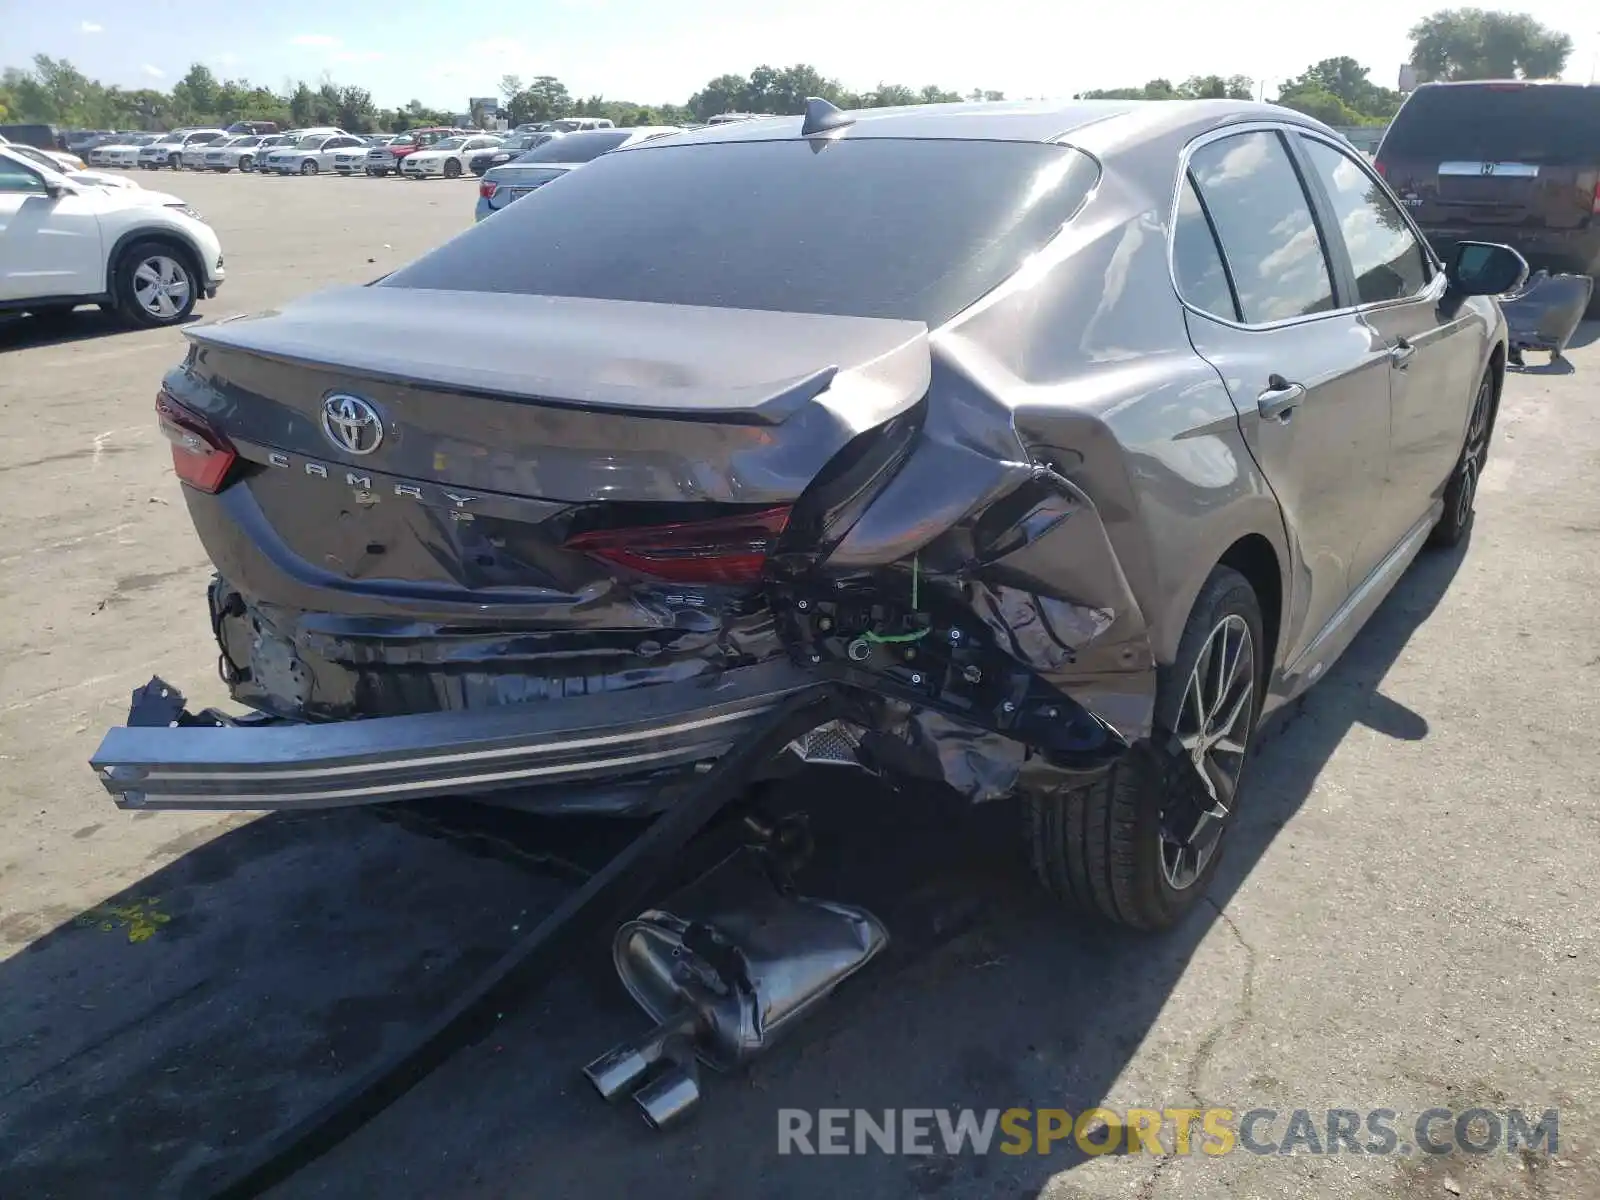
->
1 169 1598 1200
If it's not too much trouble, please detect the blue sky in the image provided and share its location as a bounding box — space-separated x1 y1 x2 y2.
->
5 0 1597 110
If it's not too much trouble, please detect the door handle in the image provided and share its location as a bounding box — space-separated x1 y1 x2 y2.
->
1389 338 1416 368
1257 375 1306 421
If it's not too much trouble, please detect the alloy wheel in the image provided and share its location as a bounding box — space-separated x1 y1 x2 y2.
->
131 256 192 321
1159 614 1255 891
1455 375 1493 529
301 159 318 175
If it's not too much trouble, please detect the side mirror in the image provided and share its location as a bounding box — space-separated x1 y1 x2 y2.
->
44 180 75 199
1446 240 1529 297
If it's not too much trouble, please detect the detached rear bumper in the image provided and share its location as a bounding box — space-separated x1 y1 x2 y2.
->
90 660 819 812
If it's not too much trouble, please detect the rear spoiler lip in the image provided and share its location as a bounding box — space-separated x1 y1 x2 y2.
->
89 659 820 812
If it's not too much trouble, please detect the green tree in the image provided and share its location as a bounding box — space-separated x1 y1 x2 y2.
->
1177 74 1254 100
507 74 572 124
288 82 315 127
687 73 748 120
1275 56 1400 123
337 85 377 132
1409 8 1572 80
170 63 220 122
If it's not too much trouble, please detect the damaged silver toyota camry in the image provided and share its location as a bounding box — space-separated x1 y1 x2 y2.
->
93 98 1525 935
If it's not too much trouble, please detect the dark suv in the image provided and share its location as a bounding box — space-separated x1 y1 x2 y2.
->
1376 81 1600 288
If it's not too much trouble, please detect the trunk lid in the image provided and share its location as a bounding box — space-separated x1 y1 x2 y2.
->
1378 82 1600 231
172 286 928 592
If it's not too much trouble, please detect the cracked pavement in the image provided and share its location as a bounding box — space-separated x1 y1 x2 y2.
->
1 173 1597 1199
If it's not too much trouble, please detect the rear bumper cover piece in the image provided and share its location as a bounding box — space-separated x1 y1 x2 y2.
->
90 660 816 811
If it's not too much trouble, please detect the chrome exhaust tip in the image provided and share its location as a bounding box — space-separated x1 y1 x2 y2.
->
583 1012 697 1103
634 1063 702 1130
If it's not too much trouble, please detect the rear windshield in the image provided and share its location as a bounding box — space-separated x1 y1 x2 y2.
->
382 138 1099 326
518 129 631 162
1382 84 1600 164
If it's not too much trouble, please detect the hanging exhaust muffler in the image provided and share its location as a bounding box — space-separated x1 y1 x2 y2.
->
583 847 888 1127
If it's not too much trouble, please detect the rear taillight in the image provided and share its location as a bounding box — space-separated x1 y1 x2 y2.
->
1373 159 1387 178
564 506 791 584
1592 179 1600 215
156 390 237 493
479 178 498 200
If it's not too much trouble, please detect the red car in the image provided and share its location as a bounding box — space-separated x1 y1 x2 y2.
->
364 127 468 176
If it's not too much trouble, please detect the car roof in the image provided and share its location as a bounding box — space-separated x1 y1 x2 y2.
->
646 98 1315 154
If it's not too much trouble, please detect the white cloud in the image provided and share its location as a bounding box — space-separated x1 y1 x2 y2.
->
332 50 385 65
141 64 166 79
80 20 103 33
214 52 242 67
291 34 341 48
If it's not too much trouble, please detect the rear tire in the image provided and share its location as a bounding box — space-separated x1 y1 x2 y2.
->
1026 567 1264 930
1429 368 1495 549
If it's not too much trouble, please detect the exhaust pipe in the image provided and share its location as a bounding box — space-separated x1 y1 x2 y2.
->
582 847 888 1125
634 1062 702 1130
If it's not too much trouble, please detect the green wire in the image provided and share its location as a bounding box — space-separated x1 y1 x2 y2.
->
862 554 929 644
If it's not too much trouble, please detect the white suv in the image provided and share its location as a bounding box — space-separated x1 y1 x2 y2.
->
0 146 225 327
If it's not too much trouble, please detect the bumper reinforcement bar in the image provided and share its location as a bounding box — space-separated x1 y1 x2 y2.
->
90 660 817 811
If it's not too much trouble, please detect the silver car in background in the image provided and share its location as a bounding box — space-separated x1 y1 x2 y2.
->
475 125 684 220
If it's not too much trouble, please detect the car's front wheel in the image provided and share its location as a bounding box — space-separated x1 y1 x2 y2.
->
112 242 199 329
166 154 180 169
238 155 253 172
1026 566 1264 930
1429 368 1495 549
444 158 462 179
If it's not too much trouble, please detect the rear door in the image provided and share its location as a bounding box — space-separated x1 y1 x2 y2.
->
1176 127 1394 667
1293 130 1478 577
1377 84 1600 240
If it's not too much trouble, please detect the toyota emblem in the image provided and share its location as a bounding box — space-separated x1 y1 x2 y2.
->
321 394 384 455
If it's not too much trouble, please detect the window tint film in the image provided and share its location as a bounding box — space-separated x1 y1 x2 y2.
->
1300 137 1429 304
1173 174 1239 320
1381 84 1600 164
1188 131 1335 324
383 138 1100 326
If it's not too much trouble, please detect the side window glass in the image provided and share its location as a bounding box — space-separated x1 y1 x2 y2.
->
1300 136 1430 304
1188 130 1336 324
0 162 46 193
1173 174 1239 321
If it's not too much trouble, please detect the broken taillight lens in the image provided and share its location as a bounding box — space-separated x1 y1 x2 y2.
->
563 506 791 584
156 390 237 493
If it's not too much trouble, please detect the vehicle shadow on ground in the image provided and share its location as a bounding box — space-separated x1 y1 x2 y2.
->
0 309 193 352
0 540 1468 1200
